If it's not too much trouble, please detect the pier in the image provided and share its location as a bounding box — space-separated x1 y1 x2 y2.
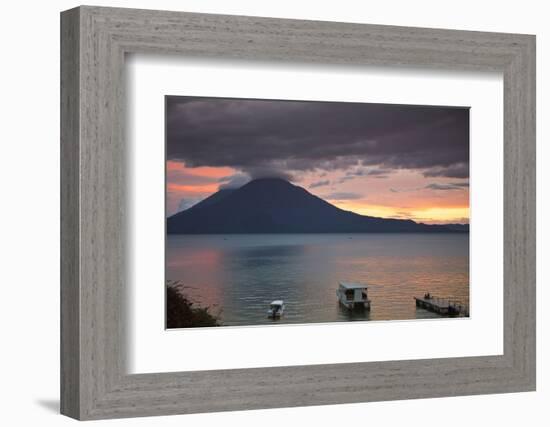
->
414 294 469 316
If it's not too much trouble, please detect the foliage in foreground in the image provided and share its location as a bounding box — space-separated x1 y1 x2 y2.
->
166 281 221 328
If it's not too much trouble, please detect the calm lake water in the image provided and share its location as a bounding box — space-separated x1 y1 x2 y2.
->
166 233 469 326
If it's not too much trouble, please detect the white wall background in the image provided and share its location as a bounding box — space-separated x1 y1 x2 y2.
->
0 0 546 425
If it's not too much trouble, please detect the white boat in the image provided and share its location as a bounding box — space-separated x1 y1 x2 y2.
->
336 282 371 310
267 300 285 318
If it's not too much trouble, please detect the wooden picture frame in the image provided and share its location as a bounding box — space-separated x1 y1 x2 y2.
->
60 5 536 420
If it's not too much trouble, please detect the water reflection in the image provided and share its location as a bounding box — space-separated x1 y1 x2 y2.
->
166 233 469 326
337 304 372 322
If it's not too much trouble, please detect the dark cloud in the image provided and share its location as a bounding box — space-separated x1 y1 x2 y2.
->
346 167 392 177
323 192 363 200
422 163 469 179
425 182 469 191
309 180 330 188
392 211 413 217
389 186 418 193
167 97 469 179
218 173 250 189
247 167 294 181
338 176 354 183
390 180 469 193
167 168 223 185
341 167 392 182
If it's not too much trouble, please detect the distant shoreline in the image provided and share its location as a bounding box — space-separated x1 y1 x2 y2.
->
167 230 469 235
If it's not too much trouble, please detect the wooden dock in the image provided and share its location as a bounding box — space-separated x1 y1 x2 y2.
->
414 295 469 316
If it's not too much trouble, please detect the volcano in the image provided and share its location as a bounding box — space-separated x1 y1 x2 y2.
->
167 178 466 234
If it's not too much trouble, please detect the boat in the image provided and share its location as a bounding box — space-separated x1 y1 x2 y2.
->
267 300 285 318
336 282 371 310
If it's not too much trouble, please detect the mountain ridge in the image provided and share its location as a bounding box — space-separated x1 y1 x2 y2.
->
167 178 468 234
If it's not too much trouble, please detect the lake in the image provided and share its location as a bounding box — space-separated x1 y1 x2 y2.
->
166 233 469 326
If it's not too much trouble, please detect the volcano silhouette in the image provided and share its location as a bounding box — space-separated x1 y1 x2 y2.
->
167 178 466 234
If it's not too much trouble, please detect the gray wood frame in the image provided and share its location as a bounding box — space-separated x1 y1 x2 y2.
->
60 5 536 420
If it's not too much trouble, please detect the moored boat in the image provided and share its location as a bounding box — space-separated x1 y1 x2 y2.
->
336 282 371 310
267 300 285 318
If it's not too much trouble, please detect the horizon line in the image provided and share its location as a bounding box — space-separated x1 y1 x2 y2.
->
168 177 469 226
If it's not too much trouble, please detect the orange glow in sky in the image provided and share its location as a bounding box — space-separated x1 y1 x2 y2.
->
167 161 469 224
167 160 234 178
167 182 220 194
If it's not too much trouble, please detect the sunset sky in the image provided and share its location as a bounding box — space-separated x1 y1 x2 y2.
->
166 97 469 225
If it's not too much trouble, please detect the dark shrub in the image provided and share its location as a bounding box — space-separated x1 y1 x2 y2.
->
166 282 221 328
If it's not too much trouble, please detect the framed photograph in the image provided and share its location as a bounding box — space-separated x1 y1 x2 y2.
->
164 96 471 328
61 6 535 420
